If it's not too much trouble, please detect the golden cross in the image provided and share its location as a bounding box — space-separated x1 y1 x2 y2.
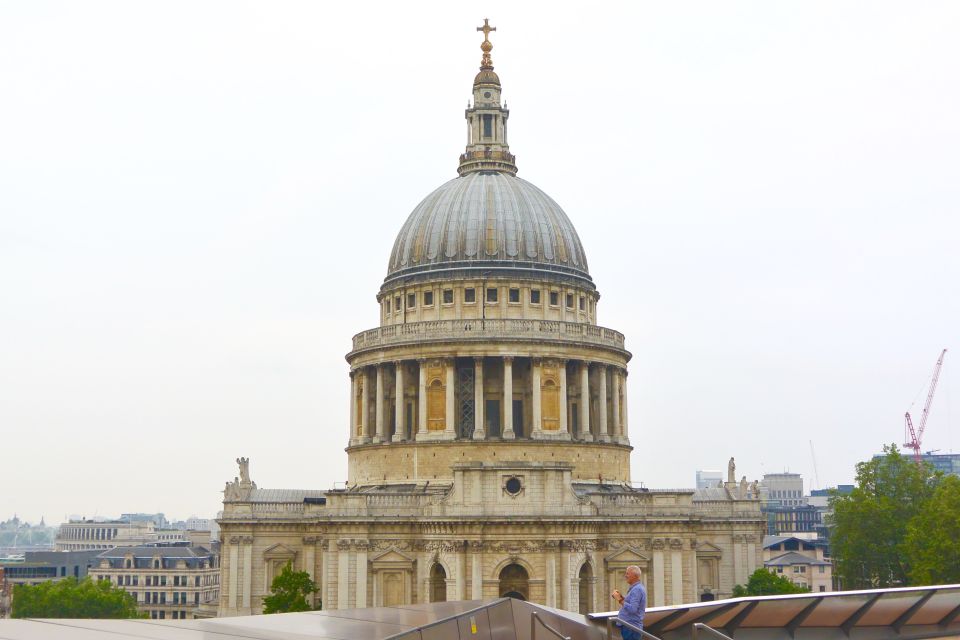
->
477 18 496 42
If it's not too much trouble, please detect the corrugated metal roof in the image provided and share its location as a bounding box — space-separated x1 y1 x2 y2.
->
248 488 327 503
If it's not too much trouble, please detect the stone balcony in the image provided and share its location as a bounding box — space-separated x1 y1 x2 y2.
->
349 319 628 356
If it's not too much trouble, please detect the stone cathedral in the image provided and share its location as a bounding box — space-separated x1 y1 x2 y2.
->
217 22 765 617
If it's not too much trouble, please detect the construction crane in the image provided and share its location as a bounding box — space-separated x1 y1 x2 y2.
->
904 348 947 463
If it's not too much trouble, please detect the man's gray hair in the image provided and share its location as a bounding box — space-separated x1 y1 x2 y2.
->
626 565 642 575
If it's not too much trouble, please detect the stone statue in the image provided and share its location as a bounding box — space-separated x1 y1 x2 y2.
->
727 457 736 484
223 457 256 503
237 457 250 484
751 480 760 499
740 475 748 498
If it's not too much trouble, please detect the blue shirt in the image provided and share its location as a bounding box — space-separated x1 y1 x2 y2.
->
618 580 647 631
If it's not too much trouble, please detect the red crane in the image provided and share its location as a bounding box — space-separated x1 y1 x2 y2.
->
904 348 948 463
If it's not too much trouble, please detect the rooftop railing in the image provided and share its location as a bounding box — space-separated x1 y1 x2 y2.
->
351 319 626 353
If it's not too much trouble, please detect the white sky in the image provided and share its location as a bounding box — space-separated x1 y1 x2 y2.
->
2 2 959 525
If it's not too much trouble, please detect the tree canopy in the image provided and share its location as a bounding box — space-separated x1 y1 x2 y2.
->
262 562 319 614
732 568 810 597
905 474 960 585
12 577 143 619
830 444 943 589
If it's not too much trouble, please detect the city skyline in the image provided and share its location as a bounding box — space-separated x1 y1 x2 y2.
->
2 2 960 523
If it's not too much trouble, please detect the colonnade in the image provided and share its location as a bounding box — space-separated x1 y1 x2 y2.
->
349 356 628 445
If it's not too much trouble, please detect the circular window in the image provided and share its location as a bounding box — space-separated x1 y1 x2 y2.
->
484 91 492 99
505 477 522 495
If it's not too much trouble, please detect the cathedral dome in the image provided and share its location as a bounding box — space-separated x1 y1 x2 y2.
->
385 171 592 287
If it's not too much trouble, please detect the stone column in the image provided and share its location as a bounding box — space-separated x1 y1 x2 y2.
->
417 548 430 603
227 538 239 610
689 544 699 603
652 542 665 607
319 541 329 610
592 546 605 612
733 534 745 587
559 542 571 611
545 541 558 608
470 541 483 599
445 358 456 437
558 361 569 436
303 537 317 607
325 542 337 610
502 356 515 439
580 362 592 441
241 536 253 611
338 540 351 609
597 365 609 442
612 368 622 441
670 543 683 605
532 358 542 436
393 361 405 442
473 357 485 439
622 370 629 440
455 544 467 600
417 359 428 439
349 372 357 445
375 365 385 443
360 369 370 443
356 542 368 607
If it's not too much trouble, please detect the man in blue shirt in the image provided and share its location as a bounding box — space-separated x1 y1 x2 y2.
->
611 565 647 640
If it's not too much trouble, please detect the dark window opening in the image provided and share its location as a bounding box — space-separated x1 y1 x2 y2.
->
579 296 585 310
483 114 493 138
486 287 498 303
530 289 541 304
549 291 559 306
465 288 476 303
424 291 434 306
505 477 522 495
508 288 520 303
385 300 390 314
566 293 574 308
407 293 416 308
443 289 454 304
394 296 401 312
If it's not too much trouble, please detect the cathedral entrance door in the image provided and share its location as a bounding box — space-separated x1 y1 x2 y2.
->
499 563 529 600
578 563 593 614
429 563 447 603
383 571 404 606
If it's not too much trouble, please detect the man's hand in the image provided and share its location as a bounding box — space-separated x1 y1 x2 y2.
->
611 589 623 604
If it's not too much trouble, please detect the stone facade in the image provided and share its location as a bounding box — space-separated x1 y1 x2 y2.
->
217 23 766 617
91 545 220 620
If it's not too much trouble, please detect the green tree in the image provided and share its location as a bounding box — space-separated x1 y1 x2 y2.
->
262 561 319 614
905 474 960 585
732 568 810 596
830 444 941 589
12 577 143 619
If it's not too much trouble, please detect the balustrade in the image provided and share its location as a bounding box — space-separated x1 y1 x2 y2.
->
350 319 625 353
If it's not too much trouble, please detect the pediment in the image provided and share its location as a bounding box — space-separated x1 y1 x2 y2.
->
695 542 723 555
605 546 650 564
371 548 415 564
262 543 297 559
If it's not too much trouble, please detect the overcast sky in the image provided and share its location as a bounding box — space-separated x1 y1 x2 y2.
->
2 2 959 525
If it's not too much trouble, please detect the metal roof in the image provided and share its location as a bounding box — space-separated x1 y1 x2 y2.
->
2 588 959 640
764 551 832 567
592 583 960 640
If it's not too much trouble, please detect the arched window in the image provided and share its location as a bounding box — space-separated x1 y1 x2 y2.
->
429 563 447 603
578 563 593 614
499 563 529 600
